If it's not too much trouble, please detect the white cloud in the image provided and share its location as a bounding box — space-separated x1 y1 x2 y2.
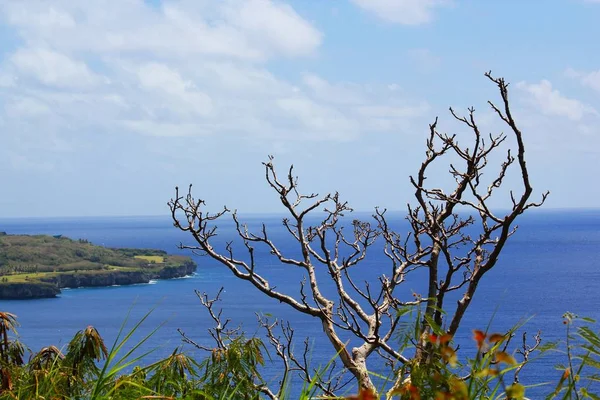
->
121 120 211 138
0 0 321 62
0 1 599 217
516 80 597 121
276 97 359 141
4 5 75 27
221 0 322 57
357 104 430 119
580 71 600 92
565 68 600 92
0 0 430 180
302 74 365 105
407 48 442 72
8 153 55 172
135 63 214 117
137 63 193 94
0 72 16 87
10 48 105 89
350 0 449 25
198 61 283 94
4 97 51 118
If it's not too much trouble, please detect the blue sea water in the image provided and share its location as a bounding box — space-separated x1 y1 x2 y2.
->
0 210 599 397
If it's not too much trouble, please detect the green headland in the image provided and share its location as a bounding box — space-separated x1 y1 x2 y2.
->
0 232 196 299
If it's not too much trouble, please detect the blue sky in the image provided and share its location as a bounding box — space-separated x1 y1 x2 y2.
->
0 0 599 217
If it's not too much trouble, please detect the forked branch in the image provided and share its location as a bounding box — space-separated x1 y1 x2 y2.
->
169 72 547 397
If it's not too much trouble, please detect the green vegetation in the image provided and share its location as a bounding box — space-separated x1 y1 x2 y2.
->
0 234 196 299
0 308 598 399
134 255 165 263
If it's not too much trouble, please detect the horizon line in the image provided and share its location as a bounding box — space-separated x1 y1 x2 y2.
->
1 206 600 221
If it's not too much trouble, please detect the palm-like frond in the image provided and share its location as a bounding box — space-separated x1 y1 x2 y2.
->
65 325 108 373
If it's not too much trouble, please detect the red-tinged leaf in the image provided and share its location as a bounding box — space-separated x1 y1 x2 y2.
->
398 383 421 400
439 333 453 345
345 388 377 400
441 346 458 367
359 388 377 400
473 329 486 349
495 351 517 365
488 333 505 343
552 368 569 396
448 377 468 397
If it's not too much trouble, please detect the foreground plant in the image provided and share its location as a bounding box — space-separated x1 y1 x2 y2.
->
0 312 22 392
179 288 272 399
0 308 201 399
547 313 600 399
0 309 598 399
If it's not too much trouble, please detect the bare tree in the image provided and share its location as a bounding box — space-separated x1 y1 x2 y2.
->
169 72 548 397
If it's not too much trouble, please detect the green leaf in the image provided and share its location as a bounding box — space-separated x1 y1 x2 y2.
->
506 383 526 400
424 313 444 335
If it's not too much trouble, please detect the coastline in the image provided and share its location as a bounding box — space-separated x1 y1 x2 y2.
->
0 265 197 300
0 234 198 299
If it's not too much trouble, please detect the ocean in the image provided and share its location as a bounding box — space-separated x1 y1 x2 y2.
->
0 210 599 397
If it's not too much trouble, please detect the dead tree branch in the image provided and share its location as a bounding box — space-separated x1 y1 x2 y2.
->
169 72 547 396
